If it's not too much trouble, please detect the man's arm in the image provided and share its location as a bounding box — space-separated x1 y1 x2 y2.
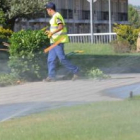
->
46 23 64 38
51 23 64 35
46 17 64 38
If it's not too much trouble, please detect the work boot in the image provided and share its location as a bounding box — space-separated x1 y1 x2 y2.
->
43 77 56 82
71 74 79 81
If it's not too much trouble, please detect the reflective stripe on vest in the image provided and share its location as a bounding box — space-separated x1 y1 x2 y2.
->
50 25 66 29
49 12 69 43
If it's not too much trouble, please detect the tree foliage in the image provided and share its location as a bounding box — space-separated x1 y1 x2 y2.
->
134 6 140 10
0 0 49 30
128 5 140 28
0 8 6 25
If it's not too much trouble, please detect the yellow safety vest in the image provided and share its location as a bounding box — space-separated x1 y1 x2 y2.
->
49 12 69 43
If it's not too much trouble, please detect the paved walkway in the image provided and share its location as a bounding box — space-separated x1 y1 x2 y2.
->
1 73 140 122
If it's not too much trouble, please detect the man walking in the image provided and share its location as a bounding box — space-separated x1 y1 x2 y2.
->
44 2 79 82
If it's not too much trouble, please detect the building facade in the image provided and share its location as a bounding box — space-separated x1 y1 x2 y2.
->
14 0 128 33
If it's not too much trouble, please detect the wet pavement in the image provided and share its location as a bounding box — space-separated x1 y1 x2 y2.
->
1 73 140 122
104 82 140 99
0 101 86 122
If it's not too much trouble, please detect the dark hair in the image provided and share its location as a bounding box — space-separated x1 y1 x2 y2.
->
45 2 56 11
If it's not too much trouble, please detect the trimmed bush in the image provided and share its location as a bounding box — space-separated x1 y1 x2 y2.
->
113 24 140 50
0 26 13 48
8 30 49 81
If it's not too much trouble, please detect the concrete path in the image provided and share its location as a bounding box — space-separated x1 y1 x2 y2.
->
1 73 140 122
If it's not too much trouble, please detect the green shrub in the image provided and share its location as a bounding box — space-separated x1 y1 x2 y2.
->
113 24 140 50
86 67 110 79
0 26 13 47
111 40 131 53
0 73 19 87
132 28 140 50
8 30 49 81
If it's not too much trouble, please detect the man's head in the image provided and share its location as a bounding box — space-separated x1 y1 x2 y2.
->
45 2 56 16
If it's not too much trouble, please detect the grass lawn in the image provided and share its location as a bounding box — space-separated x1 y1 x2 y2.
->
64 43 140 74
65 43 115 55
1 100 140 140
1 43 140 75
